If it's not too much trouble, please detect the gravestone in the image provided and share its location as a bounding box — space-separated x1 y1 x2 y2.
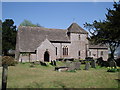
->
91 60 96 68
51 60 56 66
109 60 117 68
50 60 54 66
84 62 90 70
53 60 56 66
68 62 76 71
74 62 81 70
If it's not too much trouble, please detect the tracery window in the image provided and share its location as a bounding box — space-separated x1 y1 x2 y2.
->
63 46 68 56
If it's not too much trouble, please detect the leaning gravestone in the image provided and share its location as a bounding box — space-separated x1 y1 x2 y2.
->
91 60 96 68
84 62 90 70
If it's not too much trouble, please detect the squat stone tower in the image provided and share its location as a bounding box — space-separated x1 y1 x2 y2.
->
67 23 88 59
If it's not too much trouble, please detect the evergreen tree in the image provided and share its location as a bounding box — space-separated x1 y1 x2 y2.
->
84 1 120 60
2 19 17 55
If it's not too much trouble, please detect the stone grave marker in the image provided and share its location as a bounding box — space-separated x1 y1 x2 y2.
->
91 60 96 68
84 62 90 70
68 62 76 71
74 62 81 70
109 60 117 68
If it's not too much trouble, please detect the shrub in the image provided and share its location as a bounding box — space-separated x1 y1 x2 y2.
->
107 67 120 72
2 56 18 66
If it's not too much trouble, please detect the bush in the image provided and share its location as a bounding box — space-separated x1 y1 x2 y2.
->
2 56 18 66
107 67 120 72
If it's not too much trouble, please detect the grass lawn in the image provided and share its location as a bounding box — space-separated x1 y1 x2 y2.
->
0 67 2 88
7 61 119 88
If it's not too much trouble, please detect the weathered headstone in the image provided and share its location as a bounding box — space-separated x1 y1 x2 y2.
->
68 62 76 71
50 60 54 66
53 60 56 66
84 62 90 70
91 60 96 68
109 60 117 68
74 62 81 70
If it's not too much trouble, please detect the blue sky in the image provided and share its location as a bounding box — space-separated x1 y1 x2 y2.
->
2 2 114 30
2 1 120 54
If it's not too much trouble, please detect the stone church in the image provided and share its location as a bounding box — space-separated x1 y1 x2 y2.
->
15 23 108 62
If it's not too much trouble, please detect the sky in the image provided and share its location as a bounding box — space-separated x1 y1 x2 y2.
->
1 1 120 54
2 2 114 30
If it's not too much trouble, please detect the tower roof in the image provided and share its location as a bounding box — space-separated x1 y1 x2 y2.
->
67 23 88 34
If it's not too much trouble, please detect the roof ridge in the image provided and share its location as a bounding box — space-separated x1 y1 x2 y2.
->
18 26 67 31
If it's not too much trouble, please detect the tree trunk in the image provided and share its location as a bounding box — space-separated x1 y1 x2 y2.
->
109 50 117 67
110 51 114 60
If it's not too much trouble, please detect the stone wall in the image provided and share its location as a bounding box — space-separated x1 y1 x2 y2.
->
88 49 108 61
37 39 56 62
69 33 88 59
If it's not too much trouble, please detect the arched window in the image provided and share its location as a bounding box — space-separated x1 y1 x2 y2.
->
63 46 68 56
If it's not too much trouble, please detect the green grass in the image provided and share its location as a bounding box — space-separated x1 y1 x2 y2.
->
7 62 119 88
0 67 2 88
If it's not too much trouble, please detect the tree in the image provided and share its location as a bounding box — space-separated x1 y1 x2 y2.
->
0 20 2 55
2 19 17 56
20 19 42 27
84 1 120 60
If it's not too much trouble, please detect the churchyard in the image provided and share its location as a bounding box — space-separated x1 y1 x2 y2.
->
6 60 119 88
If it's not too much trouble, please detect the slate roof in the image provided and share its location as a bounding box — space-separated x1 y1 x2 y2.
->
89 44 108 49
67 23 88 34
17 26 69 52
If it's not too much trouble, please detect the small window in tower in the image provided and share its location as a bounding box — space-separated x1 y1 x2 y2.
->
63 46 68 56
78 51 80 56
79 35 80 40
101 51 103 56
56 47 57 55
